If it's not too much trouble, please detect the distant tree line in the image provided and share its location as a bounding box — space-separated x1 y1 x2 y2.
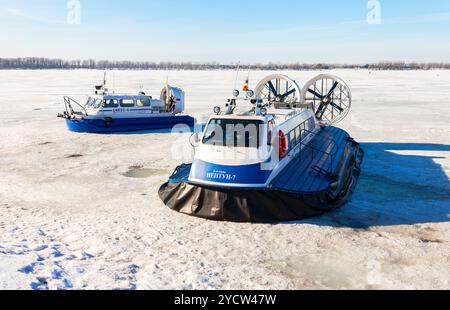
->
0 57 449 70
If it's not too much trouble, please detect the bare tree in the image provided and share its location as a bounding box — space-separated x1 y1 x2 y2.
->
0 57 448 71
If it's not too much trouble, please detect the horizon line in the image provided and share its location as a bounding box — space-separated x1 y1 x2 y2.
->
1 57 450 66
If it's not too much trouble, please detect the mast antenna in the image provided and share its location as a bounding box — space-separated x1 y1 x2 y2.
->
112 71 115 94
233 61 241 90
245 65 251 90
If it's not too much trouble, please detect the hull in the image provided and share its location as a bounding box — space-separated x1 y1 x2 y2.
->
159 127 364 223
66 115 195 133
189 159 272 189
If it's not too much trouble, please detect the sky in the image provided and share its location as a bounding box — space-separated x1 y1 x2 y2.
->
1 0 450 63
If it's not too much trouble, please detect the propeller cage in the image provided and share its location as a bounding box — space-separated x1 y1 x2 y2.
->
253 74 352 126
301 74 352 126
160 85 185 114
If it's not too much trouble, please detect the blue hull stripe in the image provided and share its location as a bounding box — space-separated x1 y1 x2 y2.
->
66 116 195 133
190 159 271 185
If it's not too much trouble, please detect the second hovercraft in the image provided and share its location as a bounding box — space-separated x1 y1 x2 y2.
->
58 73 195 133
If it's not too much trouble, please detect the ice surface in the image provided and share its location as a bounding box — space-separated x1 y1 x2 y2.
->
0 69 449 290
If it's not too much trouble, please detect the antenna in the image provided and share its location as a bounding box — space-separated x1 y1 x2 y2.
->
103 71 107 87
112 71 115 94
233 61 241 90
244 65 251 91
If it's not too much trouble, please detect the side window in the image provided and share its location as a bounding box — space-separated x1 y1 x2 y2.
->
309 118 316 131
267 121 275 145
120 99 135 108
92 99 102 109
86 98 94 108
290 131 296 147
103 99 119 108
300 122 306 140
137 98 151 107
295 127 301 143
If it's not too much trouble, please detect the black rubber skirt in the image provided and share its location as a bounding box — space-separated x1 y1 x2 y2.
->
159 141 364 223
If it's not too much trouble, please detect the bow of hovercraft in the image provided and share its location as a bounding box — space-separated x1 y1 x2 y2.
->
188 115 274 189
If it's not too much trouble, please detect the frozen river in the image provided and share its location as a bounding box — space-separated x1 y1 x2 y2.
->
0 69 449 289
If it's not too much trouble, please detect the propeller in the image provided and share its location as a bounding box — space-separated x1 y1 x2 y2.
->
168 94 176 105
302 74 352 126
255 74 302 108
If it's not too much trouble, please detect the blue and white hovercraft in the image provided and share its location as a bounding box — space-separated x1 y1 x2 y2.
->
159 74 364 222
58 73 195 133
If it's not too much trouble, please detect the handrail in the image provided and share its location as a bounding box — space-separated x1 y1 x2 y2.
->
301 128 338 156
297 129 338 177
285 111 297 120
63 96 88 117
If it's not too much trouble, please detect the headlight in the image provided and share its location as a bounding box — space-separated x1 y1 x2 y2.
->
214 106 221 114
232 89 240 97
246 90 255 98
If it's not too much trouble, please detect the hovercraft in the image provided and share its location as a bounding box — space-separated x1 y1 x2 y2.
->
58 73 195 133
159 74 364 223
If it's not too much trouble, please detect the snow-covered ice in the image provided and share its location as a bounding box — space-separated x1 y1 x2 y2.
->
0 69 449 290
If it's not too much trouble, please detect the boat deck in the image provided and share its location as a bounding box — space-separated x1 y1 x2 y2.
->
169 126 352 194
271 126 350 194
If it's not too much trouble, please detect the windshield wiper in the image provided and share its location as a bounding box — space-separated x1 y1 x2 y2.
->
203 131 217 144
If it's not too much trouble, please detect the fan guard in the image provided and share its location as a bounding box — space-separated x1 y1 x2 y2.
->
254 74 302 109
301 74 352 126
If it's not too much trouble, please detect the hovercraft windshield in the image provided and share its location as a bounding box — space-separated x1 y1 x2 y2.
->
202 119 264 148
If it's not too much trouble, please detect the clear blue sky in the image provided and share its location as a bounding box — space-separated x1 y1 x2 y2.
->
1 0 450 63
